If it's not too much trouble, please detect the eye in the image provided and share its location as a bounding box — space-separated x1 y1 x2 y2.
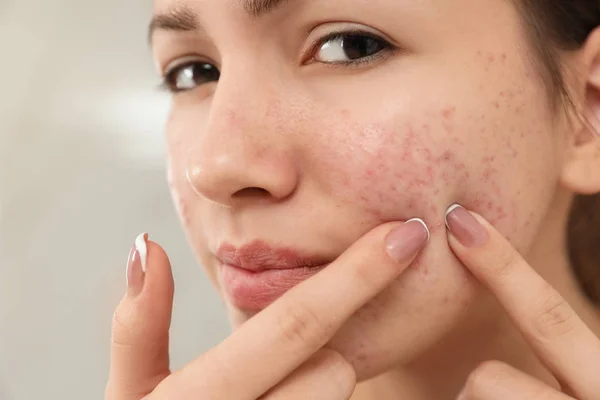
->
162 61 220 93
313 32 392 64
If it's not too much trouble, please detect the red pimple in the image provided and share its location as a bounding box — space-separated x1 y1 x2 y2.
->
426 166 435 182
487 54 495 62
483 168 495 182
442 106 456 119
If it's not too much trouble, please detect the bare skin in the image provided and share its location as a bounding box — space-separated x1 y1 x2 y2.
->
107 0 600 398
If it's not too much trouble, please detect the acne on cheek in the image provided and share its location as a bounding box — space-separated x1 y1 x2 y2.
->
345 106 521 235
354 136 488 215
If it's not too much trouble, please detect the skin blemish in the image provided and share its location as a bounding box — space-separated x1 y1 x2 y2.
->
483 168 496 182
442 106 456 120
421 148 434 162
437 150 454 163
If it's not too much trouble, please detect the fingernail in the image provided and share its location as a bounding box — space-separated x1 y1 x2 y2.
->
445 204 488 247
386 218 430 262
135 233 149 273
126 233 148 296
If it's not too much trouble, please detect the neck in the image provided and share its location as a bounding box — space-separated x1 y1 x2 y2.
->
352 189 600 400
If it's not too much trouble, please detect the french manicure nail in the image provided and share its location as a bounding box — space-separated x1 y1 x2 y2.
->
126 233 148 296
135 233 149 273
445 204 488 247
386 218 430 262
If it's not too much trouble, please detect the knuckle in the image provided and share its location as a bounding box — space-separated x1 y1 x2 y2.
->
318 349 356 393
531 293 577 341
276 303 330 350
493 250 519 278
462 360 507 397
111 307 136 348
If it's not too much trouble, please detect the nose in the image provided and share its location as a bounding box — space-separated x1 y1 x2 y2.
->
186 81 299 208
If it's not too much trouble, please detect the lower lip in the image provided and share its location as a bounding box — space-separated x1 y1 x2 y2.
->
219 263 327 310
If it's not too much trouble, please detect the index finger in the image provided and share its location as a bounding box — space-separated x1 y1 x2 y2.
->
445 204 600 398
164 219 429 400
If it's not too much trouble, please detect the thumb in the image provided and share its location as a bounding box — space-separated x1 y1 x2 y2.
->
106 233 174 400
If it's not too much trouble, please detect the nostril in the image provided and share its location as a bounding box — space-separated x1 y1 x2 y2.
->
232 187 270 199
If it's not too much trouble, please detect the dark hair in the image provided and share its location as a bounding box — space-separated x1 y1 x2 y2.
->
516 1 600 304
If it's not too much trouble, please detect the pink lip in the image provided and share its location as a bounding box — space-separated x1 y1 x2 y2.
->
216 241 333 310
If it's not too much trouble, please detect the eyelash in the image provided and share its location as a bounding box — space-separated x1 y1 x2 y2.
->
159 30 395 94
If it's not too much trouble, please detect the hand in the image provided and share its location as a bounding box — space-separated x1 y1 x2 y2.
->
105 220 429 400
445 204 600 400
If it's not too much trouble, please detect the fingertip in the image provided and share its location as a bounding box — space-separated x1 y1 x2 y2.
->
142 240 175 300
444 204 490 248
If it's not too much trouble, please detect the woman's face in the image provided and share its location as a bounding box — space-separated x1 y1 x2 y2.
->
152 0 568 378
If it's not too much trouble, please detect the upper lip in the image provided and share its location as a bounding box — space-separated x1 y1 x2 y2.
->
216 240 333 272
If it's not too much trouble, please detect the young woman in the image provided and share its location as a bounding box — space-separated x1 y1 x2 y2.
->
106 1 600 399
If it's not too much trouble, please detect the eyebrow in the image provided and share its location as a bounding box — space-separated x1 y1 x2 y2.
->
242 0 289 17
148 5 198 43
148 0 289 43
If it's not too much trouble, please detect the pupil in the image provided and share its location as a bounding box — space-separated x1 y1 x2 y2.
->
342 35 382 60
193 63 220 83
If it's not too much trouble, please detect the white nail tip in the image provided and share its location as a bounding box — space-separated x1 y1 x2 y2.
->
406 218 430 243
135 233 149 273
445 204 464 229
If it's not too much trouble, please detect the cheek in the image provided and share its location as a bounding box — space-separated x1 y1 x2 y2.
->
318 113 472 233
316 100 554 253
166 117 196 229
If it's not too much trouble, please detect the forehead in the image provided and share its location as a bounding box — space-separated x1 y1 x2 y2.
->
151 0 520 28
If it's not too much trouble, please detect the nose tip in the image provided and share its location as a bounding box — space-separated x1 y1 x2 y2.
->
186 152 298 207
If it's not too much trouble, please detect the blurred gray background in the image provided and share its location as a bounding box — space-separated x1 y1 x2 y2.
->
0 1 230 399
